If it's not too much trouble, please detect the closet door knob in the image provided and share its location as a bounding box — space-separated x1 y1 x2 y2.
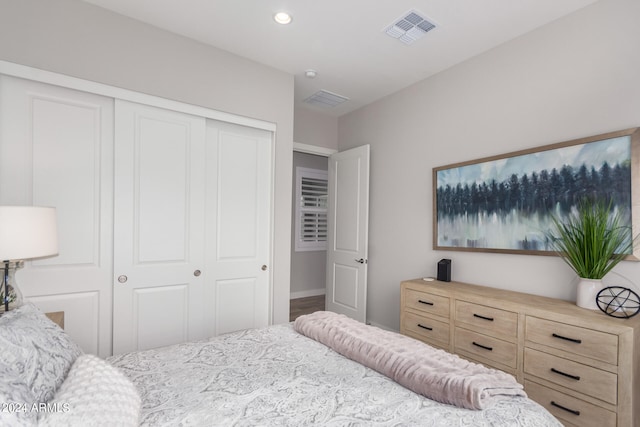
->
261 265 268 271
118 275 128 283
194 270 201 277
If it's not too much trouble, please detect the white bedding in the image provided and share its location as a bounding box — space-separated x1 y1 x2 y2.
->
108 323 560 426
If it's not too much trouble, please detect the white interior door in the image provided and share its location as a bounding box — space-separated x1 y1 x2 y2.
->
204 120 272 335
0 75 114 357
325 145 370 322
113 99 206 354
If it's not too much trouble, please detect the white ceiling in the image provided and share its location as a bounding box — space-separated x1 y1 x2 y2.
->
81 0 599 117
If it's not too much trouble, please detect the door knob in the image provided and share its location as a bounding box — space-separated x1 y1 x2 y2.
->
261 265 268 271
117 275 128 283
194 270 201 277
355 258 366 264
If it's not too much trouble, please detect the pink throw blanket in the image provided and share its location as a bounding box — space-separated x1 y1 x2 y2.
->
293 311 526 410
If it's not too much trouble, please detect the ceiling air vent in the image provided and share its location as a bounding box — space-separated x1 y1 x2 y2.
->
304 90 349 108
384 10 436 45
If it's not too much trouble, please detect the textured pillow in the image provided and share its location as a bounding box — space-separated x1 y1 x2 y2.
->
38 354 141 427
0 370 38 426
0 303 82 405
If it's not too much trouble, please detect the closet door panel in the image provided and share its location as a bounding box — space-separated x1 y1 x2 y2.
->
113 100 206 355
215 278 260 334
133 285 189 351
205 120 272 336
31 95 100 266
217 136 260 259
28 292 100 355
0 75 114 357
137 116 190 263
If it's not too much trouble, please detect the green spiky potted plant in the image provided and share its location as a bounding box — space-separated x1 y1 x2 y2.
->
546 197 638 310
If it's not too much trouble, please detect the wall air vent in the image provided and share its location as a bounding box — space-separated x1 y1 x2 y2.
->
384 10 436 45
304 90 349 108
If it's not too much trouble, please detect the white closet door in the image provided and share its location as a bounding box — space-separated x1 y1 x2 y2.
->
113 100 206 354
0 75 114 356
204 120 272 335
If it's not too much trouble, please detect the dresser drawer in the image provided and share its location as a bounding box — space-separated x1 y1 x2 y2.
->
525 380 616 427
525 316 618 365
455 300 517 338
404 289 449 318
457 353 517 377
524 348 617 404
454 328 517 368
403 311 450 345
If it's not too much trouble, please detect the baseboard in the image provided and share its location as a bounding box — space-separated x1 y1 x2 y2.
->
290 288 325 299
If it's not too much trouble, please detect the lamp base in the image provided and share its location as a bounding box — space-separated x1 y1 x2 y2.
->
1 261 24 312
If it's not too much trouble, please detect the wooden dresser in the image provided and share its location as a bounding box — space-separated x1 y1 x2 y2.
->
400 279 640 427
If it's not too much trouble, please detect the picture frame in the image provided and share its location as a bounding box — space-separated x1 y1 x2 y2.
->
433 127 640 258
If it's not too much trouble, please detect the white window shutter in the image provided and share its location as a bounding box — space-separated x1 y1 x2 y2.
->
295 167 328 251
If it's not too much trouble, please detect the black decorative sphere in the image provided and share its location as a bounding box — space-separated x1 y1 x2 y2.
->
596 286 640 318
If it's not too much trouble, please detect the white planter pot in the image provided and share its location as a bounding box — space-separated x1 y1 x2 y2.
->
576 278 604 310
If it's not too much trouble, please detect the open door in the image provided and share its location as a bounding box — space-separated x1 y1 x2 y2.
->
325 145 370 322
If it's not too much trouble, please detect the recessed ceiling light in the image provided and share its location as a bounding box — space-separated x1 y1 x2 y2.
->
274 12 292 25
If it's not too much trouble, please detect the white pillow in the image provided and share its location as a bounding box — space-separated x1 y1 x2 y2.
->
38 354 141 427
0 370 38 426
0 303 82 405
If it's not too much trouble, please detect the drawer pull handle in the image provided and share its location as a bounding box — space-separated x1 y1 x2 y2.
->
550 401 580 416
472 341 493 351
417 324 433 331
473 313 494 322
551 368 581 381
552 333 582 344
418 299 434 306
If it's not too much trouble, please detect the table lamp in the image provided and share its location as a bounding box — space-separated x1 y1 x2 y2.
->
0 206 58 312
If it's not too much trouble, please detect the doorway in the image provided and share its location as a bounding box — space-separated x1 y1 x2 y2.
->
290 151 328 319
290 144 334 320
289 143 370 323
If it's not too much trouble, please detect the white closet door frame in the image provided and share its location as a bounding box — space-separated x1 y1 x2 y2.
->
0 61 275 133
0 60 278 342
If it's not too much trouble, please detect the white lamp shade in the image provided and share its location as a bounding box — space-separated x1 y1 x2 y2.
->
0 206 58 261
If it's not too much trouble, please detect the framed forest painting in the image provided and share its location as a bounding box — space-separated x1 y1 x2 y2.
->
433 128 640 256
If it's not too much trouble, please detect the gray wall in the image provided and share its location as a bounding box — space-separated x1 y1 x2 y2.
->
0 0 295 324
290 152 328 298
291 108 336 299
338 0 640 330
294 108 339 150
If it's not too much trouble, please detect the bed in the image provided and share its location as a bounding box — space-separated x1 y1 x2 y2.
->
1 303 561 426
